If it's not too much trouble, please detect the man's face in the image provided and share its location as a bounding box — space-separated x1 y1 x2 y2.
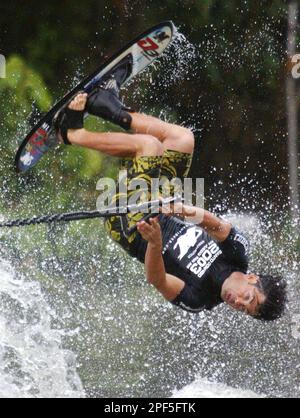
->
221 273 266 317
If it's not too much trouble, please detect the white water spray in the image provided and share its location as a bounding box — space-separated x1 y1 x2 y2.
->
0 260 84 398
172 377 264 398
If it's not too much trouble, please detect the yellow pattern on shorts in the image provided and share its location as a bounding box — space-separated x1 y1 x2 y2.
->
104 150 192 253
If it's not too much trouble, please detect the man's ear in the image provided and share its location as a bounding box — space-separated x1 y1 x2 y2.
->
247 273 259 284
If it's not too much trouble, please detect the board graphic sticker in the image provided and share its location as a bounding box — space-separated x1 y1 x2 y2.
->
15 21 175 173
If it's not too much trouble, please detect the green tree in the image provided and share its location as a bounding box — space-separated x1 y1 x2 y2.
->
0 55 117 216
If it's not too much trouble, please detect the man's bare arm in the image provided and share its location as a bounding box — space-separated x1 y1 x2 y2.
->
187 206 231 242
137 218 185 301
163 203 232 242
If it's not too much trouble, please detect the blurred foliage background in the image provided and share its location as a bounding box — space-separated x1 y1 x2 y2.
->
0 0 299 235
0 0 299 398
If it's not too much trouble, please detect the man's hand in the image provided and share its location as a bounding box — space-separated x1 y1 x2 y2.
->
161 201 198 219
137 217 163 249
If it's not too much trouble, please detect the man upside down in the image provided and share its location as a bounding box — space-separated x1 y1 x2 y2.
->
55 60 287 321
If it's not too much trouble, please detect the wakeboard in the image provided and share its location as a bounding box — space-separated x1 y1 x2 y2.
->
15 21 175 173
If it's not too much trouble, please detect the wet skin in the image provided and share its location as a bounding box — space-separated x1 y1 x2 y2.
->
221 272 266 316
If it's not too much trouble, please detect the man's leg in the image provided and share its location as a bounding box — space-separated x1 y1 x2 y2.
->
130 112 195 155
128 113 195 198
63 94 194 157
66 94 194 198
66 93 164 158
68 112 193 157
69 129 164 158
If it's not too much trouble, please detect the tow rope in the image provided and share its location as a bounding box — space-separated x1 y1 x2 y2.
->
0 197 182 229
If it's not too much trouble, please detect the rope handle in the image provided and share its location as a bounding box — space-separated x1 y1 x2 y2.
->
0 197 183 229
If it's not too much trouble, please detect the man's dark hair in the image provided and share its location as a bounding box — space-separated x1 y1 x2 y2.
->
254 275 287 321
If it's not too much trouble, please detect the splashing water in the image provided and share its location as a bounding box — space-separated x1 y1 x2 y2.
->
1 21 299 398
0 260 84 398
127 28 198 124
2 214 295 398
172 377 264 398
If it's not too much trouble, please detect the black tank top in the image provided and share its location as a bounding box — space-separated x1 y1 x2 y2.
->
132 215 250 313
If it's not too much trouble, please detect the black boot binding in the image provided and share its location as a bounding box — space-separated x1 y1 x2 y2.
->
86 55 133 130
54 104 84 145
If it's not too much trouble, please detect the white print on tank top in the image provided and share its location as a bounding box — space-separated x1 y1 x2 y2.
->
173 227 203 260
187 241 222 278
233 232 249 254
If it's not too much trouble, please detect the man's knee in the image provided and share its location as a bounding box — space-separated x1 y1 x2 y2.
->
135 135 164 157
66 128 86 145
165 127 194 154
182 129 195 154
